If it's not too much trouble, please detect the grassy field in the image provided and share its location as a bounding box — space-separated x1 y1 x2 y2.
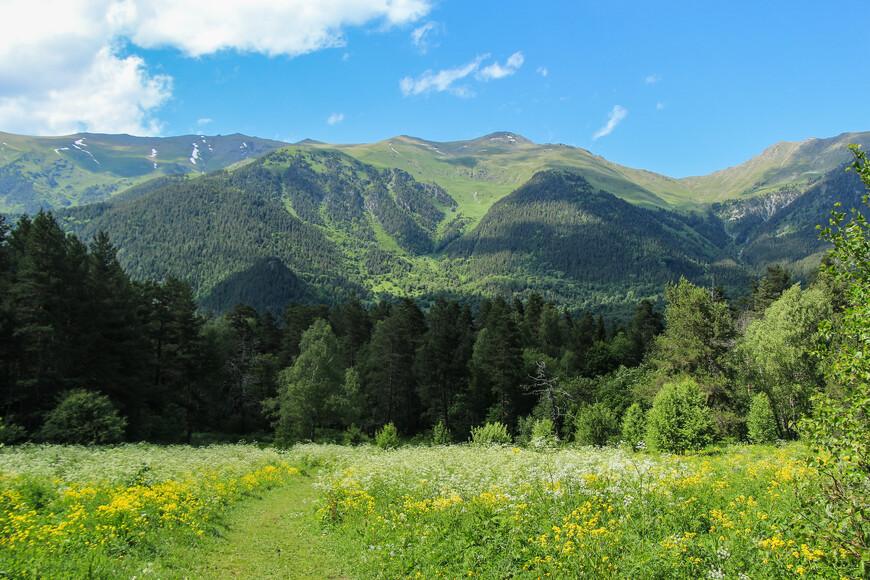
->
0 444 305 578
308 443 851 579
0 442 856 579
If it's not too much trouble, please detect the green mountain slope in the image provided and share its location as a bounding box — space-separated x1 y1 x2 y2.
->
55 147 747 316
714 162 867 278
314 132 679 217
0 132 286 213
444 170 746 309
20 128 870 316
681 132 870 202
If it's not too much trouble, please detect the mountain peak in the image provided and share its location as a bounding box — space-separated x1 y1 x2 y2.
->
479 132 533 145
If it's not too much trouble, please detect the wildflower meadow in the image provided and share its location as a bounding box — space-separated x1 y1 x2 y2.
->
0 441 858 579
309 442 851 579
0 444 302 578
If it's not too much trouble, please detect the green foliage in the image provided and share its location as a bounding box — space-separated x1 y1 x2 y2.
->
746 393 778 444
645 377 714 453
430 421 451 445
574 402 619 446
801 145 870 566
737 283 831 438
469 421 512 446
529 418 558 448
342 424 370 446
653 277 735 382
375 422 400 449
620 402 646 450
0 417 26 445
38 389 127 445
269 319 344 444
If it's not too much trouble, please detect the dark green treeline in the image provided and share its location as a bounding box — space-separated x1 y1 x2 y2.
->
0 212 832 446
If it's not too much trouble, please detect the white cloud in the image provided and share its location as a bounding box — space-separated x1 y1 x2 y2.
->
400 56 484 97
197 118 214 126
645 74 661 84
412 21 439 53
400 52 522 97
536 66 548 77
0 0 432 135
127 0 432 57
0 46 171 136
477 52 524 81
327 113 345 125
593 105 627 140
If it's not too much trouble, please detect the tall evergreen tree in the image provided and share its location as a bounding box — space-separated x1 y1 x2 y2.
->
6 212 90 430
468 297 524 428
415 297 474 432
364 298 425 433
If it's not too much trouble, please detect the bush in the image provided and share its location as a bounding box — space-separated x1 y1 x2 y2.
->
375 422 400 449
529 418 558 449
38 390 127 445
0 416 26 445
430 421 451 445
645 377 714 453
620 403 646 450
747 393 778 444
343 424 370 446
575 402 619 446
470 422 512 446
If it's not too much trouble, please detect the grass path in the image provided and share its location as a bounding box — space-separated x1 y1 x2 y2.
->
177 473 358 579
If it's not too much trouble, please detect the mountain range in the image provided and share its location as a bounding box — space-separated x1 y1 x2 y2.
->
3 129 869 317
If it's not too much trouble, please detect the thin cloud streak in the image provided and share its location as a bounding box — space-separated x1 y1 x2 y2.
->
593 105 627 140
400 52 523 97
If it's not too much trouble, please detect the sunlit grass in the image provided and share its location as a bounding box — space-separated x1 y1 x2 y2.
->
0 444 303 578
307 443 853 579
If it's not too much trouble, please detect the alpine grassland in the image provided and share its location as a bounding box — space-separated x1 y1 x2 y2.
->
311 442 853 579
0 444 303 578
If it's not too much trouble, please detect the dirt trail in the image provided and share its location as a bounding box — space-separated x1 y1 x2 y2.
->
180 475 356 579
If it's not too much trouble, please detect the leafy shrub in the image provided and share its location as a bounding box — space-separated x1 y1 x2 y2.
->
431 421 451 445
575 402 619 446
343 424 370 446
747 393 778 444
469 422 511 446
38 389 127 445
620 403 646 450
801 145 870 563
527 418 558 449
645 377 714 453
0 416 26 445
375 422 400 449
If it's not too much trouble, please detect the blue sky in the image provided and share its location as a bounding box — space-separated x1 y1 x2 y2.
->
0 0 867 177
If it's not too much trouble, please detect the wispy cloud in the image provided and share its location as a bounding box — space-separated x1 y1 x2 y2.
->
536 66 548 77
400 56 485 97
645 74 661 84
478 52 524 81
411 21 440 53
593 105 627 140
657 102 666 110
400 52 523 97
327 112 345 125
197 118 213 126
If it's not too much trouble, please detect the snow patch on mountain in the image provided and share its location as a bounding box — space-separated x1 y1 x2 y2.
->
72 138 100 165
190 142 200 165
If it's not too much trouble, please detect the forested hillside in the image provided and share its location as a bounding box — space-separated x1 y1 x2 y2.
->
445 170 747 307
50 145 790 317
0 208 833 451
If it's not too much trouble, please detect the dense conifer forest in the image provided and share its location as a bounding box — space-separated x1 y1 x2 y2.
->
0 210 834 446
